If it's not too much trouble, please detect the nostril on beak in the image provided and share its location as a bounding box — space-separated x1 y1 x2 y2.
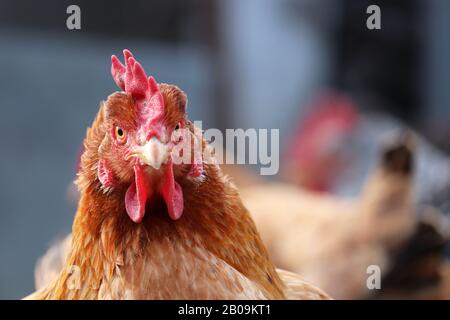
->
137 137 169 170
145 129 160 142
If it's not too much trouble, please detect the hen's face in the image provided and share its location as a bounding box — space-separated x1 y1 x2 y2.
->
99 87 186 179
97 85 199 223
92 50 204 224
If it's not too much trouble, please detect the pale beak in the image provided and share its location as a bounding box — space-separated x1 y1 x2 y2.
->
133 137 169 170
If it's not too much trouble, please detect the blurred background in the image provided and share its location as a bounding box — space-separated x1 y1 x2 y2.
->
0 0 449 299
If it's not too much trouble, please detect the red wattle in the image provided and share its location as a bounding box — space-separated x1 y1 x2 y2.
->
161 159 184 220
125 163 149 223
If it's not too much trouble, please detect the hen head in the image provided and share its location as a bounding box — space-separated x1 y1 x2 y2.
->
93 49 203 224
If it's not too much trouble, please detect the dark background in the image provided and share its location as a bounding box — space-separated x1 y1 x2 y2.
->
0 0 449 299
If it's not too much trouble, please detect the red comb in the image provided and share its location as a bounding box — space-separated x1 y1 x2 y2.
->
111 50 164 123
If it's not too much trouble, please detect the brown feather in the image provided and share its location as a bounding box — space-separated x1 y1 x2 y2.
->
31 85 307 300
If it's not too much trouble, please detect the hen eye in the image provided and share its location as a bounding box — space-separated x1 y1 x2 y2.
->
115 126 126 142
174 123 180 131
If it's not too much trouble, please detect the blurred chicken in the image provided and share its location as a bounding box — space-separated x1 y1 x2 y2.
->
283 92 359 192
283 91 450 205
244 134 450 299
376 207 450 299
25 50 330 300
